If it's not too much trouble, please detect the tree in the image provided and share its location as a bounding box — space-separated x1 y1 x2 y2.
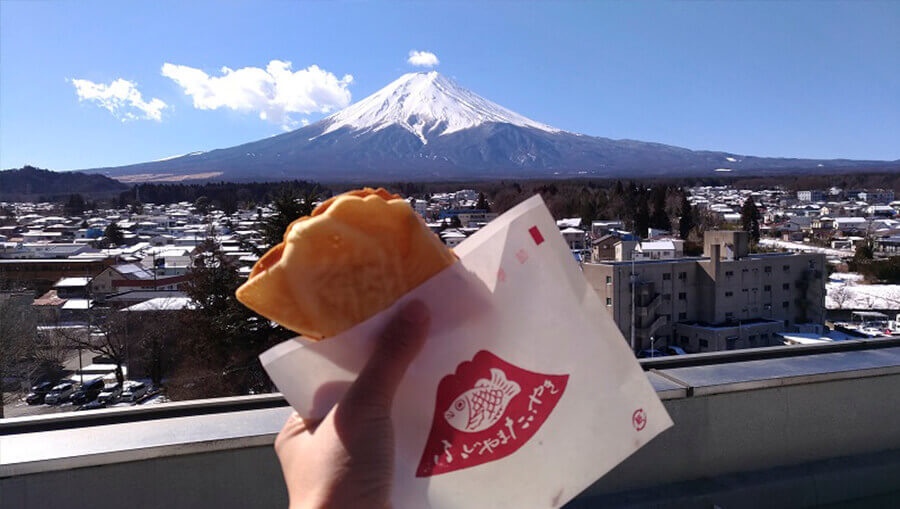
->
741 198 761 243
65 307 129 386
649 186 671 231
829 282 852 310
579 191 598 229
678 195 694 240
103 222 124 247
0 293 34 418
194 196 211 215
854 237 875 262
475 192 489 211
260 188 318 251
219 190 239 215
64 194 87 216
634 195 650 238
172 238 292 399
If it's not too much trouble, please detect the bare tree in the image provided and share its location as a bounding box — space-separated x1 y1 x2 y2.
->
0 292 35 418
0 292 70 417
829 282 853 310
64 308 129 386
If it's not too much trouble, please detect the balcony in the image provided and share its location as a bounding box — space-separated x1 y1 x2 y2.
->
2 338 900 508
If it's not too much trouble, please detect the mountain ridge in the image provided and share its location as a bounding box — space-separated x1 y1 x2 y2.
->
82 72 900 182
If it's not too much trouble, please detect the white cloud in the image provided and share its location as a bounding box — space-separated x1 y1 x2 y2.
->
161 60 353 130
70 78 167 121
407 50 440 67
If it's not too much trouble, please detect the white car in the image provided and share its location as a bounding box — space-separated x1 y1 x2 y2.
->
44 382 75 404
120 381 149 402
97 384 122 405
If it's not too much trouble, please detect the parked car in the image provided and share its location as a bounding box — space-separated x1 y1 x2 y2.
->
70 378 106 406
665 346 688 356
120 381 149 403
97 384 122 405
637 349 667 358
44 382 76 404
25 381 56 405
76 400 107 411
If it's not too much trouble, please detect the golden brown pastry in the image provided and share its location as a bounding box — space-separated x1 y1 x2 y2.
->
236 188 456 339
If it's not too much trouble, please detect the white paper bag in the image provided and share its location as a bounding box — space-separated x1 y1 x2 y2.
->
260 194 672 508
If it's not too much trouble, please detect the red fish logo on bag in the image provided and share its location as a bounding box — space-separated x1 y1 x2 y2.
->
416 350 569 477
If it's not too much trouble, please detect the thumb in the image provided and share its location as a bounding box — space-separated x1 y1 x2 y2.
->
343 300 430 411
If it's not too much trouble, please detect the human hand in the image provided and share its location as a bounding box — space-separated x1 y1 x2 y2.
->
274 300 431 509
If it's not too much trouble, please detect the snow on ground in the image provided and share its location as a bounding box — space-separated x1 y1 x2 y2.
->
829 272 864 283
827 281 900 310
759 238 853 258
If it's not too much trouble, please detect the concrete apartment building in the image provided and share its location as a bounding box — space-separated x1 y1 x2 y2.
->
583 231 826 353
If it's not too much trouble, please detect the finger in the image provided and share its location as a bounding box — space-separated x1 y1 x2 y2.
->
343 300 430 410
275 412 308 454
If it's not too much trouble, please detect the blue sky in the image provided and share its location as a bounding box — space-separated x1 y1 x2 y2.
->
1 0 898 171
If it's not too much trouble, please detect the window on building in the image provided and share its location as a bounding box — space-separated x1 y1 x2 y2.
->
782 283 790 290
764 303 772 311
605 297 611 306
764 266 772 273
678 272 687 280
725 291 733 297
662 273 671 280
678 312 687 320
606 276 611 284
725 270 734 277
663 293 671 301
764 284 771 291
783 265 790 272
782 301 789 308
699 339 709 348
725 312 734 320
678 292 686 300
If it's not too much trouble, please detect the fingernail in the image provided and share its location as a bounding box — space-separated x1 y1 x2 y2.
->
402 300 429 324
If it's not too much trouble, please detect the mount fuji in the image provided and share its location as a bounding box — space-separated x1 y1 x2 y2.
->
85 71 897 182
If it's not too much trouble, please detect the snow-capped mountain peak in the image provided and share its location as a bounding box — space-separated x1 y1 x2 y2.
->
316 71 560 144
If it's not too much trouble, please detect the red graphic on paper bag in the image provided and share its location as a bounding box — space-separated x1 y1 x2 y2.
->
529 225 544 245
632 408 647 431
515 248 529 264
416 351 569 477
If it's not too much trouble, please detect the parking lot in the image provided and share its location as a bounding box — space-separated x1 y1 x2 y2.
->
3 382 165 419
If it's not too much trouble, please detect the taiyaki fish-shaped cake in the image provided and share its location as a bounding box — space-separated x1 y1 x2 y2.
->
236 188 457 339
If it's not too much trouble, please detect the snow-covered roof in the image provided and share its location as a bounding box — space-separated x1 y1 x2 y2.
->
639 241 675 251
556 218 582 228
121 297 196 312
113 263 154 279
560 227 584 234
61 298 92 310
54 277 91 288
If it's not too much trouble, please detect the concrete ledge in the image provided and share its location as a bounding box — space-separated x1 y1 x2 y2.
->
3 344 900 507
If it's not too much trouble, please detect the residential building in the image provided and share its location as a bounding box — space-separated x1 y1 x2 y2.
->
797 190 825 202
90 263 189 296
560 227 586 251
583 230 826 353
